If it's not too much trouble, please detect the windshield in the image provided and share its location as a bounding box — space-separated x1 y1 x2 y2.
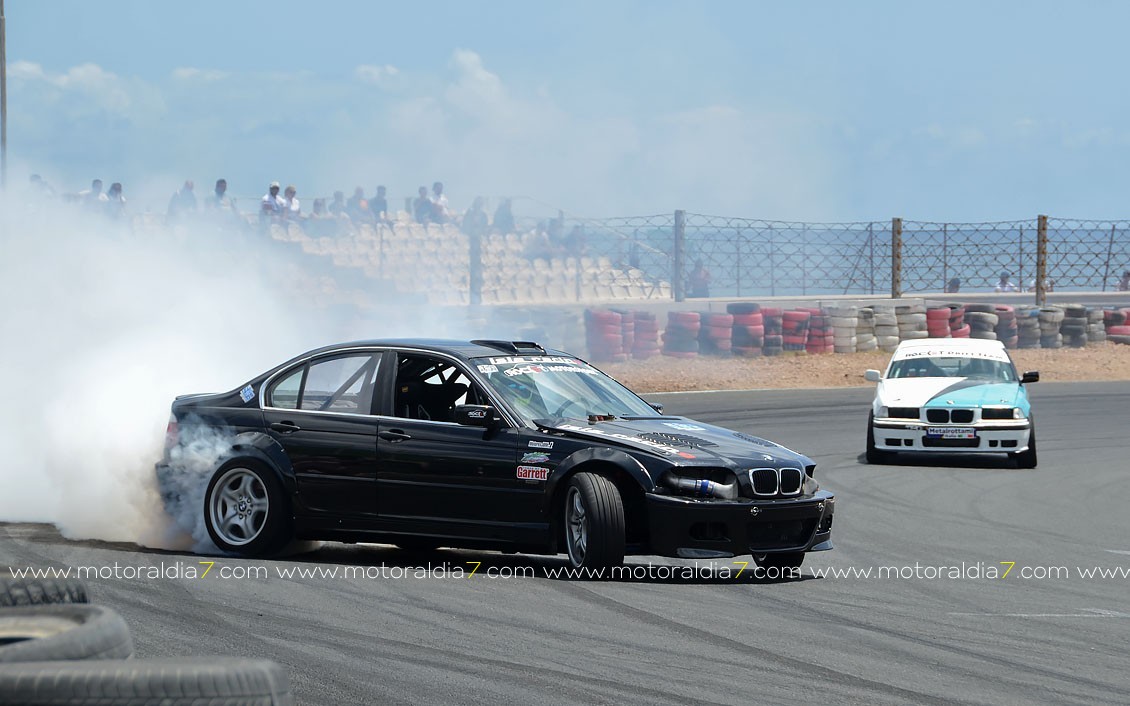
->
887 356 1017 382
474 356 660 423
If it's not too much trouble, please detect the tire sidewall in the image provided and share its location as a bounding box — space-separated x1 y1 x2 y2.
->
204 459 290 556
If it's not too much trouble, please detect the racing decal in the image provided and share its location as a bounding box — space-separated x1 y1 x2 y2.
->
477 364 498 374
521 451 550 463
556 423 686 456
467 409 488 419
489 356 579 365
663 422 706 431
504 363 597 376
517 466 549 481
240 385 256 403
528 440 554 449
894 348 1010 363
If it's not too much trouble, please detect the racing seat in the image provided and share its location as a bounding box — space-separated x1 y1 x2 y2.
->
396 381 468 422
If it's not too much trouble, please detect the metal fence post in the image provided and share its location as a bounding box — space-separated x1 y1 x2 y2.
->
1103 224 1116 292
735 227 743 297
868 222 874 294
673 210 686 302
1018 224 1024 293
1036 215 1048 305
891 217 902 298
942 223 948 291
768 225 777 297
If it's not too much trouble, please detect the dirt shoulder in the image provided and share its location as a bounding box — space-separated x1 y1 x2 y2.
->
600 342 1130 393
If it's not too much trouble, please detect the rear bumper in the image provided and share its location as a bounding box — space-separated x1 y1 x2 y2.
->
874 420 1031 453
645 490 834 559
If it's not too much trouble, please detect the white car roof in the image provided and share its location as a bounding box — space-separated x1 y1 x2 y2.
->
891 338 1011 362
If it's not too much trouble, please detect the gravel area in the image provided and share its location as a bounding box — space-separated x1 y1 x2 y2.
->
600 342 1130 392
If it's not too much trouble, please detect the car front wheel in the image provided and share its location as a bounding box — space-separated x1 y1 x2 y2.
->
866 413 891 464
204 460 290 556
1014 427 1038 469
563 473 625 573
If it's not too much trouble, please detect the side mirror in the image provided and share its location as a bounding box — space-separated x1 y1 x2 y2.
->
864 370 882 383
649 402 664 414
454 404 497 427
1021 371 1040 384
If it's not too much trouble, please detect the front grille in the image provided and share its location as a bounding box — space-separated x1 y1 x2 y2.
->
927 409 950 423
922 437 980 448
888 407 919 419
951 409 974 423
748 468 803 497
748 519 817 551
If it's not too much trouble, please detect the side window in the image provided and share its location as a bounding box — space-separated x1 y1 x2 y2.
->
393 355 485 422
269 369 303 409
302 355 380 413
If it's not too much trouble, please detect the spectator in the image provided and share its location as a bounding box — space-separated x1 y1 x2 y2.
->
167 180 197 220
260 181 284 223
282 185 302 220
688 259 712 298
104 182 126 219
1117 270 1130 292
413 186 432 224
994 272 1018 293
29 174 56 198
492 198 515 234
78 179 108 207
307 198 337 236
944 277 961 293
329 190 348 217
1027 277 1055 293
431 181 452 223
370 185 389 223
461 197 489 238
346 186 372 224
205 178 236 211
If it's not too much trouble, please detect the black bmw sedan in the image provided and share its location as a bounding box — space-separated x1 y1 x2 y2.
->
157 339 834 572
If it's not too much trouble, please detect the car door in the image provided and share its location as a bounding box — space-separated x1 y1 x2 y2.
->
262 350 381 518
374 351 536 539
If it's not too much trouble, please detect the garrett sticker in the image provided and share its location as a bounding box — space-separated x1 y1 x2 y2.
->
517 466 549 481
521 451 550 463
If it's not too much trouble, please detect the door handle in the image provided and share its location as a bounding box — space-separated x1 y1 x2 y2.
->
379 430 413 442
270 421 301 434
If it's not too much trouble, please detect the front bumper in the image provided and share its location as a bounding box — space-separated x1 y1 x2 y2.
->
645 490 834 559
873 418 1031 453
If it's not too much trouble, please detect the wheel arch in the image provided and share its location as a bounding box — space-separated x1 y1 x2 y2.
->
546 449 653 552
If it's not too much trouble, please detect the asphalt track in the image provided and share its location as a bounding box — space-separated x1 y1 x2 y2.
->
2 381 1128 705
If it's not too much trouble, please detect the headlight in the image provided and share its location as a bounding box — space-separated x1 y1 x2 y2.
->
802 474 820 495
877 405 888 418
1013 407 1024 420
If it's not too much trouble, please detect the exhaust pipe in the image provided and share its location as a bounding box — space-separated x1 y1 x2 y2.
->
664 475 738 500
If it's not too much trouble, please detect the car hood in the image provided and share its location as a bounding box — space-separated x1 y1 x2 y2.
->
877 378 1022 408
536 416 812 467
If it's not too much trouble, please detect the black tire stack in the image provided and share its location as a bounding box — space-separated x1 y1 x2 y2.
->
663 311 701 358
965 304 999 340
761 307 784 356
631 311 661 359
781 310 811 353
1061 305 1089 348
1016 305 1042 348
1087 307 1106 345
698 312 734 355
1038 306 1065 348
993 304 1019 349
584 309 629 363
728 303 764 357
948 304 970 338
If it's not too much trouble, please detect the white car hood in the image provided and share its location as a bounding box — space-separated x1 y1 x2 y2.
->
876 377 1019 407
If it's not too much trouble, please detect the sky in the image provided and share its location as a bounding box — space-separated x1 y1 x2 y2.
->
5 0 1130 221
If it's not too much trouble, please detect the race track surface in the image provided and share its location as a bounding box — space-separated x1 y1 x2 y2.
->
2 381 1128 705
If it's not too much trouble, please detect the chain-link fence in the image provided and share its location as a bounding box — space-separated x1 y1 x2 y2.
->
1046 218 1130 292
900 219 1038 293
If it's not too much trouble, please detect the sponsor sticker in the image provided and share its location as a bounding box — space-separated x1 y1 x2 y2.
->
521 451 550 463
489 356 579 365
663 422 705 431
467 409 487 419
477 364 498 374
895 348 1010 362
557 423 686 456
240 385 256 403
528 440 554 449
517 466 549 481
926 426 977 439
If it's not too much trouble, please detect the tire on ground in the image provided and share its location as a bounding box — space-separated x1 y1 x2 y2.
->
0 579 89 608
563 472 626 573
0 605 132 663
0 657 294 705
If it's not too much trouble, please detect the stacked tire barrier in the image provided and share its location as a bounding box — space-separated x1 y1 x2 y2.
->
699 312 734 354
1087 308 1106 345
926 306 952 338
855 307 878 352
1038 307 1065 349
829 306 860 353
781 310 811 352
762 307 784 356
1016 306 1041 348
871 306 899 352
663 311 701 358
1061 305 1089 348
994 305 1019 349
1105 308 1130 345
965 304 999 340
632 311 661 359
948 304 970 337
728 303 764 356
896 304 928 341
584 309 630 362
804 308 835 354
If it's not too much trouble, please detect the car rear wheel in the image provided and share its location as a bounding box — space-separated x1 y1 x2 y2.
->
1014 427 1038 469
204 461 290 556
866 413 892 464
563 473 625 572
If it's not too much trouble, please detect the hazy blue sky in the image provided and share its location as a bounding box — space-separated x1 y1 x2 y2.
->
6 0 1130 220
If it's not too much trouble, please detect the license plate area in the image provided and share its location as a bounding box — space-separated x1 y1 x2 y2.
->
926 426 976 439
